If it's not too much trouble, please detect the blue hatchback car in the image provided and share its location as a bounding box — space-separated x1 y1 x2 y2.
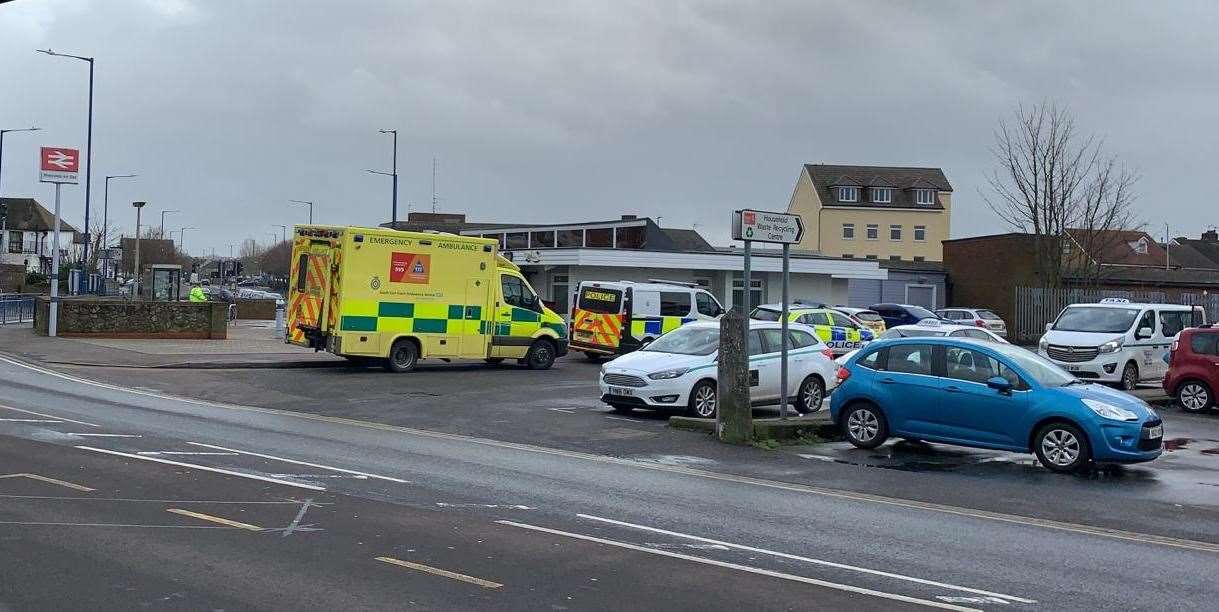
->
830 337 1163 473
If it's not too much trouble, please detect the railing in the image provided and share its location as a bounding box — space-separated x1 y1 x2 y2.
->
0 294 36 325
1013 286 1219 343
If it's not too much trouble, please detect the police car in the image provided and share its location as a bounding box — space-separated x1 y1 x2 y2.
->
834 319 1008 365
750 302 874 355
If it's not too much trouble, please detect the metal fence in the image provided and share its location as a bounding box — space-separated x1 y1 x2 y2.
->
0 294 36 325
1013 286 1219 343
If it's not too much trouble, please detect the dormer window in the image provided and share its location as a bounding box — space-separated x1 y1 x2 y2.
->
1130 237 1149 255
914 189 935 205
838 186 859 202
871 187 893 204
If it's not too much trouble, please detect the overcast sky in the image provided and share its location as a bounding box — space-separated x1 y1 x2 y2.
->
2 0 1217 254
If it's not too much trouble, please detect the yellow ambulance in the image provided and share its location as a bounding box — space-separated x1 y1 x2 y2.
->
286 225 567 372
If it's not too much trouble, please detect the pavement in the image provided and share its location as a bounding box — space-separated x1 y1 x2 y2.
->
1 356 1217 610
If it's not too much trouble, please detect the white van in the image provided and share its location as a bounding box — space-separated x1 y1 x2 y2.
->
1038 298 1207 390
569 280 725 358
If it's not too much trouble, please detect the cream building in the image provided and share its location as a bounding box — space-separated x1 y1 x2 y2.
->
786 164 952 262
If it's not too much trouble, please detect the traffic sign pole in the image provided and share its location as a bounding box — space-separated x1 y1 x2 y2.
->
780 241 790 420
49 182 63 337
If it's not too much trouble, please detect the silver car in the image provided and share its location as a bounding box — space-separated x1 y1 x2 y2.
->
935 307 1007 338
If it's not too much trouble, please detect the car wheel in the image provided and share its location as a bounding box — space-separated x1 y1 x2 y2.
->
687 380 717 419
383 339 418 373
525 339 556 370
1034 422 1091 473
796 375 825 414
843 403 887 449
1120 362 1139 391
1178 380 1214 412
485 357 505 365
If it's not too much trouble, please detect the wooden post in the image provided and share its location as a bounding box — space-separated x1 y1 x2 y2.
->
716 307 752 444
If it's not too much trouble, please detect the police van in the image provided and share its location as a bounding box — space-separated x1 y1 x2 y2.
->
1038 298 1207 390
569 280 725 358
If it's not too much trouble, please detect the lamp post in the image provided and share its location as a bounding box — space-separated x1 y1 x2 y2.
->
272 224 287 244
0 127 41 197
132 201 146 296
178 226 196 253
160 209 179 239
103 174 135 251
289 199 313 224
37 48 94 269
367 128 398 225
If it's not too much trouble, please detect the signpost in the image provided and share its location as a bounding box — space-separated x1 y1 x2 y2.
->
39 147 80 337
731 209 804 420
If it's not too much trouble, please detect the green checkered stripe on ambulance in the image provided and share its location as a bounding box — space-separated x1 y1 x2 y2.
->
341 302 486 335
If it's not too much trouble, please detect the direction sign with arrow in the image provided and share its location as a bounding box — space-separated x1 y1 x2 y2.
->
732 209 804 244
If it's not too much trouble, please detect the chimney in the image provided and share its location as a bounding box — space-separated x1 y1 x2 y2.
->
1203 229 1218 243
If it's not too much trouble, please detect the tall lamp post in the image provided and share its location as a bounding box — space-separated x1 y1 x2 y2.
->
37 48 94 271
178 226 196 253
289 199 313 224
160 209 179 239
272 224 287 244
367 128 398 225
103 174 136 250
132 201 146 297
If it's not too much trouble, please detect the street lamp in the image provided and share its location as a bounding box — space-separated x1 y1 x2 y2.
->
178 226 196 253
0 126 41 197
37 48 95 268
367 128 398 225
289 199 313 224
103 174 136 250
272 224 287 244
160 209 180 239
132 201 146 295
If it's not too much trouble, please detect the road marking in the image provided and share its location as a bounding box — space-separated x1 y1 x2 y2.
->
604 416 638 422
74 446 325 491
375 557 503 589
0 418 63 423
0 473 95 491
436 502 535 510
0 494 322 504
0 521 233 529
70 433 141 438
0 403 98 427
167 508 263 531
138 451 240 456
8 355 1217 554
187 442 410 484
547 408 575 414
577 514 1035 604
496 520 979 612
281 498 317 537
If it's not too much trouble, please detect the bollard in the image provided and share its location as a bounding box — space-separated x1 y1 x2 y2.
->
716 307 752 444
273 299 286 339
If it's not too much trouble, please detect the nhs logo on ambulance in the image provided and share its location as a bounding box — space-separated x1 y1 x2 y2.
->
390 252 430 284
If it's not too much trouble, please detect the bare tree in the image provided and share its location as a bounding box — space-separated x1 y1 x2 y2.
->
258 240 291 278
985 102 1140 287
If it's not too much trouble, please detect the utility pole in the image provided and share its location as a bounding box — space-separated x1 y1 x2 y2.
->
272 224 287 244
367 129 398 225
432 157 438 213
37 49 94 275
103 174 136 250
289 199 313 224
160 209 179 239
132 201 146 297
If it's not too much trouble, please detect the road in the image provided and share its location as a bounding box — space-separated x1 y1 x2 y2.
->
0 356 1216 610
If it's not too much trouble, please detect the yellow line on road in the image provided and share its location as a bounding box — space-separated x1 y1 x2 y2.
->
0 473 95 492
375 557 503 589
166 508 264 531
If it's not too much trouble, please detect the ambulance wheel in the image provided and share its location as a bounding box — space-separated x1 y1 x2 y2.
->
525 339 557 370
384 339 419 373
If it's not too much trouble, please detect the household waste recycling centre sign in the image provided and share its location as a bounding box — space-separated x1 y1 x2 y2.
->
733 209 803 244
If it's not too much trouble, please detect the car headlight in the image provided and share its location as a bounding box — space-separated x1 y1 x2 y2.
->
648 367 689 380
1082 399 1138 421
1097 339 1122 354
1038 337 1048 351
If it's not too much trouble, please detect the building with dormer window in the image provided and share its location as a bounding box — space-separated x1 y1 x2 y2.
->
786 164 952 262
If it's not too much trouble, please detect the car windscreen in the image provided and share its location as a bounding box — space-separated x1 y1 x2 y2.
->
750 308 783 322
905 306 938 319
1052 306 1139 333
852 311 883 322
880 328 946 338
986 344 1076 387
977 309 1001 320
642 326 719 356
577 287 623 314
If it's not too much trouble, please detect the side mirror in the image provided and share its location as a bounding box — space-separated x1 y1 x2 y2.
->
986 376 1013 395
1136 326 1153 339
1044 323 1053 332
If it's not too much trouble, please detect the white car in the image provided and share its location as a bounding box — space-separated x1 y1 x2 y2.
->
835 319 1008 365
935 307 1008 338
598 320 840 419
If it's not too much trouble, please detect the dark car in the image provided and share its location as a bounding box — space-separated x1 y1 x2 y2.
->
868 303 941 329
1164 326 1219 412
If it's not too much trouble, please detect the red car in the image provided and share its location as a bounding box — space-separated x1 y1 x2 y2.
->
1164 326 1219 412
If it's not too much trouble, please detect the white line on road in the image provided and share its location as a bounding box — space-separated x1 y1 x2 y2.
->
0 418 63 423
496 520 980 612
137 451 240 456
74 446 325 491
69 433 141 438
547 408 575 414
0 403 98 427
187 442 410 484
576 514 1035 604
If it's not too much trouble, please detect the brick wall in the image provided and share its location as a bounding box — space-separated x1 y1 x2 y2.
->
942 234 1042 322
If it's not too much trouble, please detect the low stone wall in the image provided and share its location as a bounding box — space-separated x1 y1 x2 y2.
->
235 299 278 320
34 297 228 339
0 264 24 293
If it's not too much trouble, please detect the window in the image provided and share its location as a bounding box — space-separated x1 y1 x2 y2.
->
803 312 832 325
614 225 646 249
1136 310 1155 337
914 189 935 205
951 329 994 341
295 254 309 292
838 186 859 202
7 231 21 254
857 348 882 370
577 286 622 314
732 275 764 310
747 330 765 356
556 229 582 247
913 256 925 262
842 223 855 240
884 344 932 375
865 254 878 260
759 328 787 353
945 347 1024 387
789 330 817 348
889 255 902 261
843 254 854 259
871 187 893 204
1159 311 1191 337
505 232 529 249
695 292 722 317
1191 333 1218 356
866 224 878 240
659 291 692 317
914 225 926 242
501 275 538 311
889 225 902 241
551 275 569 314
530 231 556 248
828 312 856 328
585 228 612 247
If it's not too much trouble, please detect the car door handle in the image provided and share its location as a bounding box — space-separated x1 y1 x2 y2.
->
945 385 961 393
879 378 896 385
